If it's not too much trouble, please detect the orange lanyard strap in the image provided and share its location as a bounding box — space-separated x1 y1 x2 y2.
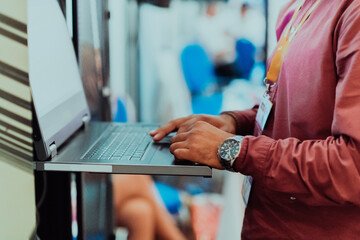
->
265 0 321 87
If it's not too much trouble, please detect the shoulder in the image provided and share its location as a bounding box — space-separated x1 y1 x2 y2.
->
335 0 360 36
341 0 360 21
334 0 360 77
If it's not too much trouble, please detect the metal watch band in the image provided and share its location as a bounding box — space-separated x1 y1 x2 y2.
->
229 136 244 170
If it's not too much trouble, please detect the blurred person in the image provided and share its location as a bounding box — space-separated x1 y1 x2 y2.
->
138 2 180 123
151 0 360 239
80 44 103 119
81 45 185 240
113 175 185 240
234 3 266 49
196 2 237 78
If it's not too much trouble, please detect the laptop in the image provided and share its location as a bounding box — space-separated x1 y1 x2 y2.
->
28 0 211 177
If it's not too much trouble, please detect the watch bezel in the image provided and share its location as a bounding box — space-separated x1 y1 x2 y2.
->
218 136 244 171
218 138 240 160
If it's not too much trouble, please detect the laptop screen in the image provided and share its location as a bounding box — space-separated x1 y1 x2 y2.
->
28 0 89 159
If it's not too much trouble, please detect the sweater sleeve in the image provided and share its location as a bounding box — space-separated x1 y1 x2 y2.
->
234 2 360 207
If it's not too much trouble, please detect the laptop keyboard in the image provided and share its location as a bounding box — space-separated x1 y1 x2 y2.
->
81 125 155 161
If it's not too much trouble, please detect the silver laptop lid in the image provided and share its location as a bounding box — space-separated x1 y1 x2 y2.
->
28 0 90 160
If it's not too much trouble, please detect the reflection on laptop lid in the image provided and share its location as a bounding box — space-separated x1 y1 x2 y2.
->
28 0 90 160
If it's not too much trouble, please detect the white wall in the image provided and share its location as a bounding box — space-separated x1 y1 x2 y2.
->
0 0 37 238
0 156 36 239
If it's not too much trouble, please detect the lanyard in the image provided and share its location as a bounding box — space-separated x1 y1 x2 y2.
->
265 0 321 90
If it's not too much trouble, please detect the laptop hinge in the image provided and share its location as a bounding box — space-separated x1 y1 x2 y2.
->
82 114 90 129
49 143 57 159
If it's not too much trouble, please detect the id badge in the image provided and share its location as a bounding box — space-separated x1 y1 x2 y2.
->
255 94 273 131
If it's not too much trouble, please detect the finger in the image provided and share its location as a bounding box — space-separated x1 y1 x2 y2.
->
171 132 188 143
151 131 168 141
150 125 170 137
151 117 188 141
176 118 197 134
169 141 188 154
173 149 192 161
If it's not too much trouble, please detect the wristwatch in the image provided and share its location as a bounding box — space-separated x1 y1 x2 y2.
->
218 136 244 171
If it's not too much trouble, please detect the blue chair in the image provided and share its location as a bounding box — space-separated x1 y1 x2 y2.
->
180 44 223 115
114 98 128 123
234 38 256 80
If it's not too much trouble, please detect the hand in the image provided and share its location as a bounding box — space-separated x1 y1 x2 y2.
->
169 121 234 169
150 114 236 141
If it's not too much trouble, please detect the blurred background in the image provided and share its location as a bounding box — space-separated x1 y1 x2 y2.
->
61 0 291 239
72 0 291 124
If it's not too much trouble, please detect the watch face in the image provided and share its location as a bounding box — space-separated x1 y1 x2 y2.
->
219 139 240 161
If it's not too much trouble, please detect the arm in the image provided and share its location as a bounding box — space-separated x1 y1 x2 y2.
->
235 135 360 206
234 3 360 207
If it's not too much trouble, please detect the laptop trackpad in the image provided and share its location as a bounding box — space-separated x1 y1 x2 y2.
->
150 143 197 166
150 143 175 165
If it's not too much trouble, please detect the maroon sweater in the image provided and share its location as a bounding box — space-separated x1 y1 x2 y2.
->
230 0 360 239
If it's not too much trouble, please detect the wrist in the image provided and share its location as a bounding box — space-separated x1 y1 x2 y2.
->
218 135 244 171
220 112 237 134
